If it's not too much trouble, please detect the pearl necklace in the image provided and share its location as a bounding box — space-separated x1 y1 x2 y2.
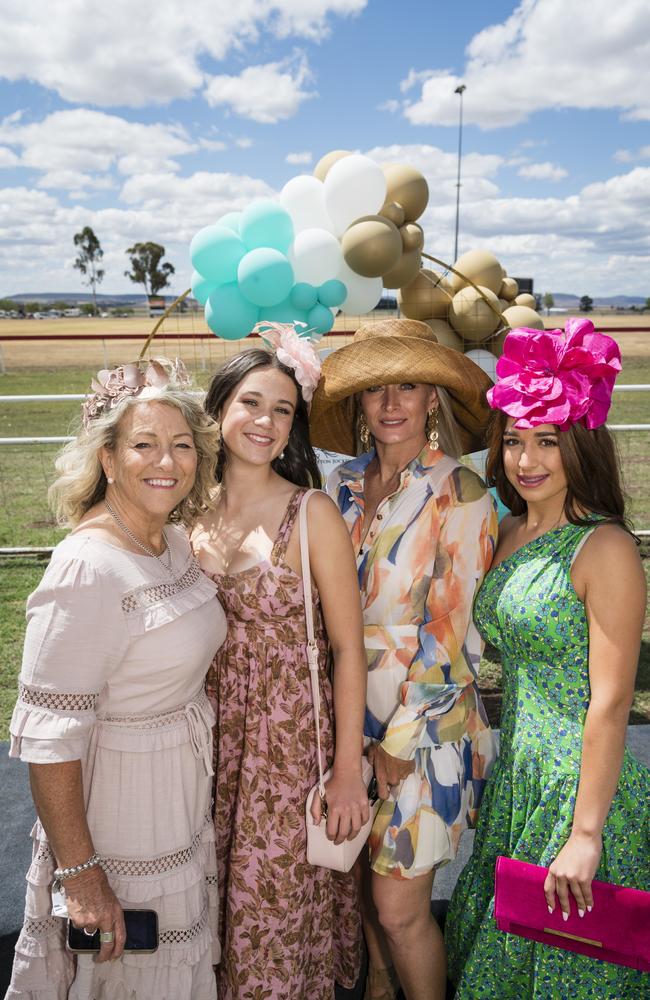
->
104 499 173 575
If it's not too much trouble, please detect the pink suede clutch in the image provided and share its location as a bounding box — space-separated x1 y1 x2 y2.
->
494 856 650 972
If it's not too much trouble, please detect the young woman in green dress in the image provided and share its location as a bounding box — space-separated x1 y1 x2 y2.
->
446 320 650 999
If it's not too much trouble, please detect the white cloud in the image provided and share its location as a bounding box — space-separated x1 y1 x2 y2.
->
235 137 254 149
0 0 365 107
518 161 568 181
286 151 313 165
614 145 650 163
37 170 115 192
204 51 316 123
401 0 650 128
0 146 19 168
0 110 197 187
377 99 401 114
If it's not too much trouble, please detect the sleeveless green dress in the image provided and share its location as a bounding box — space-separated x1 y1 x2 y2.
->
446 522 650 999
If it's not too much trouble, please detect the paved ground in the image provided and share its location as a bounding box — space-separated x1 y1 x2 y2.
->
1 729 648 991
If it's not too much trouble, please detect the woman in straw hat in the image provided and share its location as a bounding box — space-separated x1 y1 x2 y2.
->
310 318 499 1000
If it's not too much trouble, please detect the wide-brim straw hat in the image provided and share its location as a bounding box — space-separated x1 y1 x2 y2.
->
310 318 492 455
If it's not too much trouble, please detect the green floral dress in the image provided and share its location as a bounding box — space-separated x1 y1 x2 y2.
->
446 522 650 999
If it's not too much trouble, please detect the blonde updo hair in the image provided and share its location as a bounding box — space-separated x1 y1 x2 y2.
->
49 389 221 527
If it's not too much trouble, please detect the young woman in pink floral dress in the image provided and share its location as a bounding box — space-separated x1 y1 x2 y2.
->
191 324 369 999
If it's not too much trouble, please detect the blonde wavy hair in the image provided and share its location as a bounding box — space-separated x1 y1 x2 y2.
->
49 389 220 527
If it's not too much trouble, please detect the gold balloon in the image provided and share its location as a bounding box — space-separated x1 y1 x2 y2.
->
380 201 406 227
514 292 537 310
449 285 502 342
400 223 425 253
499 276 519 301
448 249 504 296
341 215 402 278
423 319 464 351
502 305 545 330
313 149 352 182
398 268 451 321
383 163 429 223
498 298 510 312
382 248 422 289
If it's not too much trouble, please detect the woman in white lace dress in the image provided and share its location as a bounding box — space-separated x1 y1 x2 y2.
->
5 360 225 1000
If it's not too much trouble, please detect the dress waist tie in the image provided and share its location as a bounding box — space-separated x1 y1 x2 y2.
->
184 699 214 777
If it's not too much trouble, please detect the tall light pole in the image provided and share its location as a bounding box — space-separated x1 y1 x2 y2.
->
453 84 466 263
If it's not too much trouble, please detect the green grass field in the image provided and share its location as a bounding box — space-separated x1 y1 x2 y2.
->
0 355 648 736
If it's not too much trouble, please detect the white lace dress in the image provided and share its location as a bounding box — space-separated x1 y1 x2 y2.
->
5 526 227 1000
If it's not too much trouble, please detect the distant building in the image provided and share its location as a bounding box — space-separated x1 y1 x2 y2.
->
512 277 534 294
148 296 166 318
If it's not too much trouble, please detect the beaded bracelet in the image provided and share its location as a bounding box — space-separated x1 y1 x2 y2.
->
52 853 103 893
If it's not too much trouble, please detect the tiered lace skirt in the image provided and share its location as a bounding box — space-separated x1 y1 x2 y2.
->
6 687 219 1000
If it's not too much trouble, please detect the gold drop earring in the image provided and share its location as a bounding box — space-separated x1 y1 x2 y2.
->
358 415 372 450
427 409 439 450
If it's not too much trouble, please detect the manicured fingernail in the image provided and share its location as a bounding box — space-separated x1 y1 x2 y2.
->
578 909 584 918
547 906 554 915
587 905 593 912
562 911 569 922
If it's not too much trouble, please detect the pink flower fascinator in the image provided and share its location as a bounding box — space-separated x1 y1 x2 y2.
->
253 321 322 403
82 357 191 428
487 318 621 431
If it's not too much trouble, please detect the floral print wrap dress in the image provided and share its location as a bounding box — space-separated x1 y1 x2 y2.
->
328 444 498 879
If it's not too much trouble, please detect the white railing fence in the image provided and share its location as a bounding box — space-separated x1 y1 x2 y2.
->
1 387 648 554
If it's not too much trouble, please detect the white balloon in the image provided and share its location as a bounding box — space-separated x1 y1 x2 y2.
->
324 154 387 236
337 261 383 315
279 175 336 235
289 228 343 285
464 348 498 382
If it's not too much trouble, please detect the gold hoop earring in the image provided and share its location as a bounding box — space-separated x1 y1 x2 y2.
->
358 415 372 450
427 409 439 450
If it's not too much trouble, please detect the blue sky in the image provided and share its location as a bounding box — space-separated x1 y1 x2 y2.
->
0 0 648 297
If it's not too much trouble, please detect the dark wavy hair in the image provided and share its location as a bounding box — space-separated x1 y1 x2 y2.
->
485 408 633 532
205 349 321 488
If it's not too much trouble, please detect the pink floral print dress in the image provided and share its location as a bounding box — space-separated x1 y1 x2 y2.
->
204 488 361 1000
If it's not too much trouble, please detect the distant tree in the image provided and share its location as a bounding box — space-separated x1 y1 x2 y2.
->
124 242 175 299
73 226 105 316
52 300 73 311
645 297 650 311
81 303 97 316
542 292 555 315
579 295 593 313
25 301 44 314
0 298 15 310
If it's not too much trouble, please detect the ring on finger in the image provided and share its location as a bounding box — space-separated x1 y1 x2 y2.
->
99 930 115 943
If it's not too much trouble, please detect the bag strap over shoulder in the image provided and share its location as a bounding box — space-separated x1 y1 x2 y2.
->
299 489 327 798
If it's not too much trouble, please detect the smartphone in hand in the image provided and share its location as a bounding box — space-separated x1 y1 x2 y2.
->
67 909 158 954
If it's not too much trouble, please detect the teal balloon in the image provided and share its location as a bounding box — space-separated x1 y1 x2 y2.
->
190 224 246 284
290 282 318 311
191 270 215 306
307 303 334 337
218 211 241 234
259 299 308 327
318 279 347 308
238 248 294 308
240 199 294 253
205 283 259 341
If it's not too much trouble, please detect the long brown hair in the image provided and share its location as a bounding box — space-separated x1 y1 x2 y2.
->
205 349 321 488
485 408 633 532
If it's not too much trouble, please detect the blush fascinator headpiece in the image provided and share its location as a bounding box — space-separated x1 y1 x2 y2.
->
253 321 322 403
487 318 621 431
82 357 191 428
